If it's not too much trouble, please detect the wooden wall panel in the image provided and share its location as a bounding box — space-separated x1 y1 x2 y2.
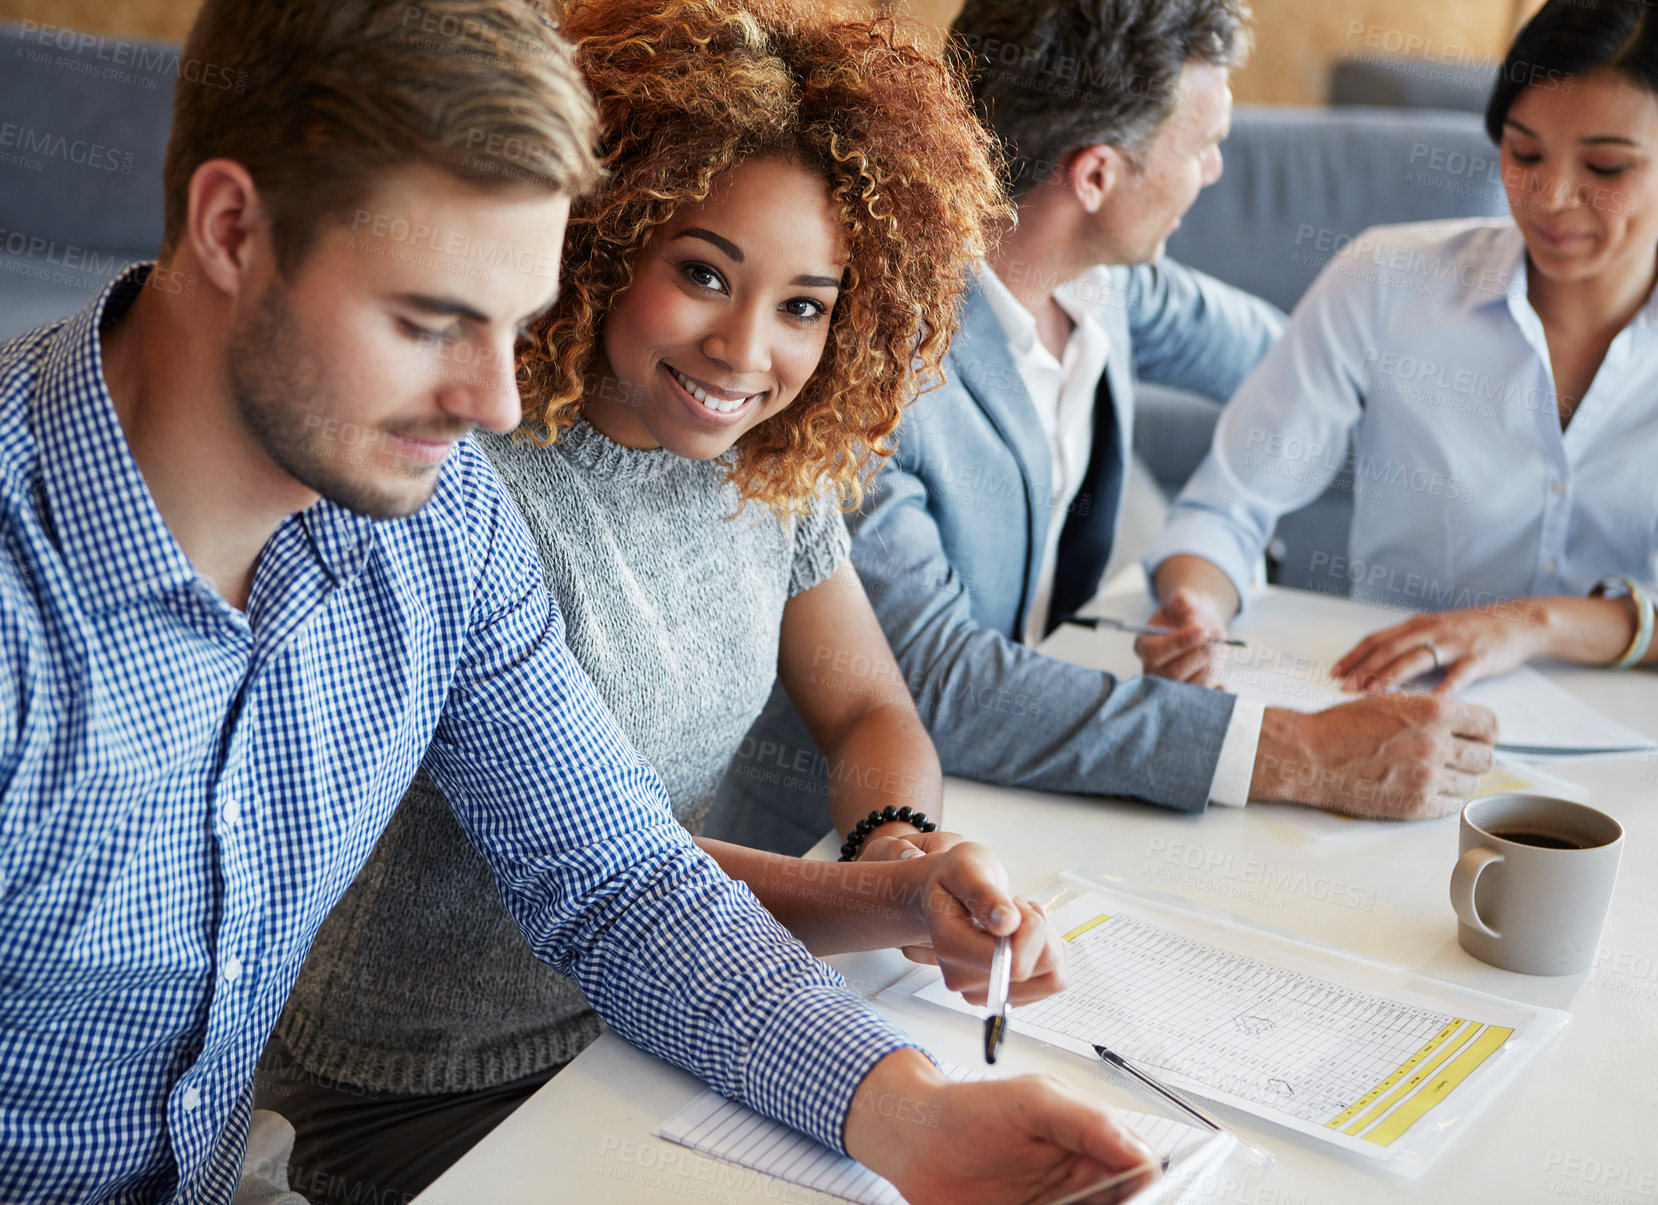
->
0 0 1551 106
896 0 1538 106
1229 0 1526 105
0 0 200 44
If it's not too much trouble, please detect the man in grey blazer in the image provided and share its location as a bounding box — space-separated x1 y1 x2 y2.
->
713 0 1497 853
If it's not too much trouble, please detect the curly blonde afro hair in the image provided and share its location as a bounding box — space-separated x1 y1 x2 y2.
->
518 0 1009 512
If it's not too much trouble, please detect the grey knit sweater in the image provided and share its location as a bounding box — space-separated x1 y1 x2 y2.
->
274 419 849 1093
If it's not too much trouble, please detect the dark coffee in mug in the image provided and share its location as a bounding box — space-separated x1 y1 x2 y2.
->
1487 828 1588 850
1455 794 1624 974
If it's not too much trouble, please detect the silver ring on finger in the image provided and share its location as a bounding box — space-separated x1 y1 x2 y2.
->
1422 639 1441 670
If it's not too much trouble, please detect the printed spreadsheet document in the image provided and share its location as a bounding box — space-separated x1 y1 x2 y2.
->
908 886 1560 1166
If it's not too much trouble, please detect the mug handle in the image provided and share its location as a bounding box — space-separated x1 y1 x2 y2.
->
1450 847 1503 939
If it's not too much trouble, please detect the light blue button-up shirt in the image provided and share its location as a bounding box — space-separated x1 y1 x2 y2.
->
1147 218 1658 611
0 268 912 1203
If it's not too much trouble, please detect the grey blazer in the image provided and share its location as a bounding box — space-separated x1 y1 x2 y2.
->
712 261 1284 851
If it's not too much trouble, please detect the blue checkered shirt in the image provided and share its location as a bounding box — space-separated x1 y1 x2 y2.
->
0 268 914 1203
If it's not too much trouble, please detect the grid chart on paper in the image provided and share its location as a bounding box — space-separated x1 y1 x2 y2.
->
1019 912 1511 1141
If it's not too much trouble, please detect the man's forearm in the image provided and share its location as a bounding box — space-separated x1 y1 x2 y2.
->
695 838 930 955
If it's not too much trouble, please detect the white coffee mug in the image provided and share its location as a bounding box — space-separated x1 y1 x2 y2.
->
1451 793 1623 975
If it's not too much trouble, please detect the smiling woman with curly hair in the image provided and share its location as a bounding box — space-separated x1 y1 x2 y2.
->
258 2 1056 1199
522 0 1006 510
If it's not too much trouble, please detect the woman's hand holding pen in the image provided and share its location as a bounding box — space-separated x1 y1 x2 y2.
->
1135 585 1233 686
860 832 1069 1006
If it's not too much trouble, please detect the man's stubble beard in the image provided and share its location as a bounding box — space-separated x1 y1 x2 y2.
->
226 282 454 521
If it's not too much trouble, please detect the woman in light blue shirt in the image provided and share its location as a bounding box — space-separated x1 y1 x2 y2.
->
1143 0 1658 692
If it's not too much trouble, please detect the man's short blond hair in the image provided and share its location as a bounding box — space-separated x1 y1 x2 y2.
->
161 0 601 274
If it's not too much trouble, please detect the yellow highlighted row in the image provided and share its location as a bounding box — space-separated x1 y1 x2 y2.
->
1325 1018 1465 1130
1062 908 1512 1147
1343 1022 1479 1135
1471 769 1537 799
1063 914 1113 943
1362 1025 1513 1147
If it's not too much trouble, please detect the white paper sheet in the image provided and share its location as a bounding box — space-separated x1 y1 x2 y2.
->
1203 649 1653 757
903 886 1566 1176
1043 620 1655 759
655 1064 1230 1205
1458 668 1655 757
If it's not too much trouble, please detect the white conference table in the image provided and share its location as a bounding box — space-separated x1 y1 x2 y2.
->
418 581 1658 1205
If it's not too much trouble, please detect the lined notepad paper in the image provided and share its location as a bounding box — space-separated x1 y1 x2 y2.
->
656 1065 1227 1205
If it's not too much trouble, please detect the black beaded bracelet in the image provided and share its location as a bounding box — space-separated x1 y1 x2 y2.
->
838 805 937 861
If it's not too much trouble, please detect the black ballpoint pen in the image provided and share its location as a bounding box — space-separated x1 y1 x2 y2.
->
1057 614 1248 648
1094 1043 1275 1168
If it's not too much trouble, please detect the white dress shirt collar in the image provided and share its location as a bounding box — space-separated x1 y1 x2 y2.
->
975 260 1112 647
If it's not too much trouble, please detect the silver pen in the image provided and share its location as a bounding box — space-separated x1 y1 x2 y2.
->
1094 1043 1275 1169
983 934 1012 1064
